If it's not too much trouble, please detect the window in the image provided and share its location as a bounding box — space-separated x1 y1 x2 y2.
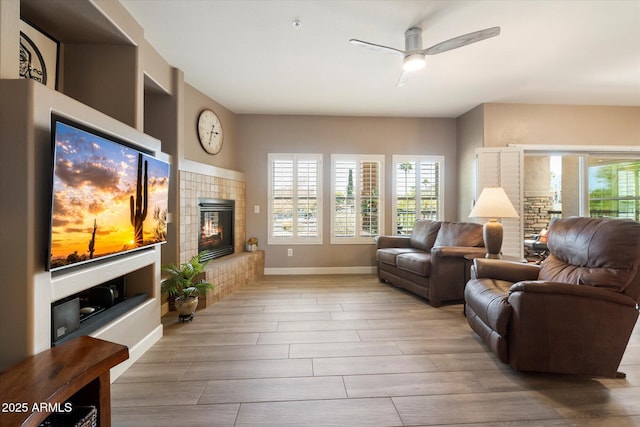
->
589 157 640 220
331 155 384 243
268 153 322 244
392 155 444 235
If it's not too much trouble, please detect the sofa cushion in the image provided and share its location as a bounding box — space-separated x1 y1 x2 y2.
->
464 278 513 337
396 252 432 276
409 219 442 251
376 248 421 266
433 222 484 247
540 217 640 292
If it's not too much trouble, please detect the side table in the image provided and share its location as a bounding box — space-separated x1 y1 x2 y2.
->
0 336 128 427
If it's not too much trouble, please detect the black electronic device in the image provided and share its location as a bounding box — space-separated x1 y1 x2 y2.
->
88 286 114 308
52 297 80 340
47 114 170 272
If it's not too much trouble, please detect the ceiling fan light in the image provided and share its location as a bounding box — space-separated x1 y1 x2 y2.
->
403 53 426 71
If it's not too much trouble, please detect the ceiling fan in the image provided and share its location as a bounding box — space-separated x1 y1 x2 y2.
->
350 26 500 87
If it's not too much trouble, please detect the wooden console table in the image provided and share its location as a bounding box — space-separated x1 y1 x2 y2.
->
0 336 128 427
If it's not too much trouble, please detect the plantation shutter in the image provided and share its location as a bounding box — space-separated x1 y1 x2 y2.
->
360 160 381 237
271 158 294 238
334 160 357 238
392 156 444 235
268 154 322 244
296 159 319 237
331 155 385 243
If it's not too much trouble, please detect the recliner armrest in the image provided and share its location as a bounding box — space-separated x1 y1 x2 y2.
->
510 281 638 307
376 235 411 249
473 258 540 283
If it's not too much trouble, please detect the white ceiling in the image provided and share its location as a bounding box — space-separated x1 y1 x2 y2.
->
121 0 640 118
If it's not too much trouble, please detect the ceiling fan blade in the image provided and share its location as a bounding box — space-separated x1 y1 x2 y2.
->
396 69 411 87
424 26 500 55
349 39 405 56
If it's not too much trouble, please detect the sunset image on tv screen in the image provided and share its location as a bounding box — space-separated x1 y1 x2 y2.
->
49 121 170 270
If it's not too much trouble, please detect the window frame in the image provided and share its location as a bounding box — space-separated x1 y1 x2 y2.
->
391 155 445 235
267 153 323 245
330 154 385 244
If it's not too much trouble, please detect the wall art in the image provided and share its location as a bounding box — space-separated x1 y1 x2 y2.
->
19 18 59 89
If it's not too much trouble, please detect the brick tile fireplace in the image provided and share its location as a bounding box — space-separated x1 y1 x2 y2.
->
179 169 245 260
177 163 263 308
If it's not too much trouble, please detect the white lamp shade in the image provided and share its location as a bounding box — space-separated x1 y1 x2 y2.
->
469 187 519 219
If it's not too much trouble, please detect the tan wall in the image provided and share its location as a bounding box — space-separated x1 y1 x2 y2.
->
237 114 457 270
456 105 485 221
183 84 238 171
64 44 138 127
483 103 640 147
142 39 174 96
0 0 19 79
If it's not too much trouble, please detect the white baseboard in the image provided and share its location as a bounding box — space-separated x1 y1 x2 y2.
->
110 324 163 382
264 266 376 275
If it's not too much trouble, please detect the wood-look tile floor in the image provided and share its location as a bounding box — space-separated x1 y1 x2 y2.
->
112 275 640 426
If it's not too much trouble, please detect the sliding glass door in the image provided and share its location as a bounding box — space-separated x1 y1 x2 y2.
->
523 152 640 227
589 157 640 220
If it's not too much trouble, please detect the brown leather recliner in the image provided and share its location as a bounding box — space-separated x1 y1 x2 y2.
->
465 217 640 378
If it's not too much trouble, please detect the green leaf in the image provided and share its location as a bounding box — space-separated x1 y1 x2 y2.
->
160 250 216 299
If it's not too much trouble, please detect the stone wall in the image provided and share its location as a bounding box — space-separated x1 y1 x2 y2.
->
523 195 553 236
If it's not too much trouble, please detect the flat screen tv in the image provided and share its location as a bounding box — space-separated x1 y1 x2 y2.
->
48 115 170 271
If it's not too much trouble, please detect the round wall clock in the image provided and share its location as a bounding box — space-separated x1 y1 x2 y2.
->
197 109 224 154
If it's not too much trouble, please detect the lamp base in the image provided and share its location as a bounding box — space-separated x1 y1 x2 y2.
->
483 219 503 258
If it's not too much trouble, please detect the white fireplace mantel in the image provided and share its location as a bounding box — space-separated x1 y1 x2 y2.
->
179 158 245 182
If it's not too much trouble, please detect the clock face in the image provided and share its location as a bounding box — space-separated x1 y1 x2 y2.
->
197 109 224 154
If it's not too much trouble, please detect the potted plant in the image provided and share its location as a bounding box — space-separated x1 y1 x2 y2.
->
246 237 258 252
161 251 214 322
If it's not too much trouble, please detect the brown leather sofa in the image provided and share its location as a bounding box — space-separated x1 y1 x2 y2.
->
376 219 485 306
465 217 640 378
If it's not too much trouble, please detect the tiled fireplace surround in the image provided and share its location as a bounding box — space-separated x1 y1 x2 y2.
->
178 166 264 308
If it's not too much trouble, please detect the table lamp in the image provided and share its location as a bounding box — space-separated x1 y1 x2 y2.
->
469 187 519 258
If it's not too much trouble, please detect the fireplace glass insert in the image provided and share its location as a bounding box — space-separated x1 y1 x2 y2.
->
199 198 234 261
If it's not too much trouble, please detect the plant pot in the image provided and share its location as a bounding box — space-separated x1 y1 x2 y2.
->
175 296 198 317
